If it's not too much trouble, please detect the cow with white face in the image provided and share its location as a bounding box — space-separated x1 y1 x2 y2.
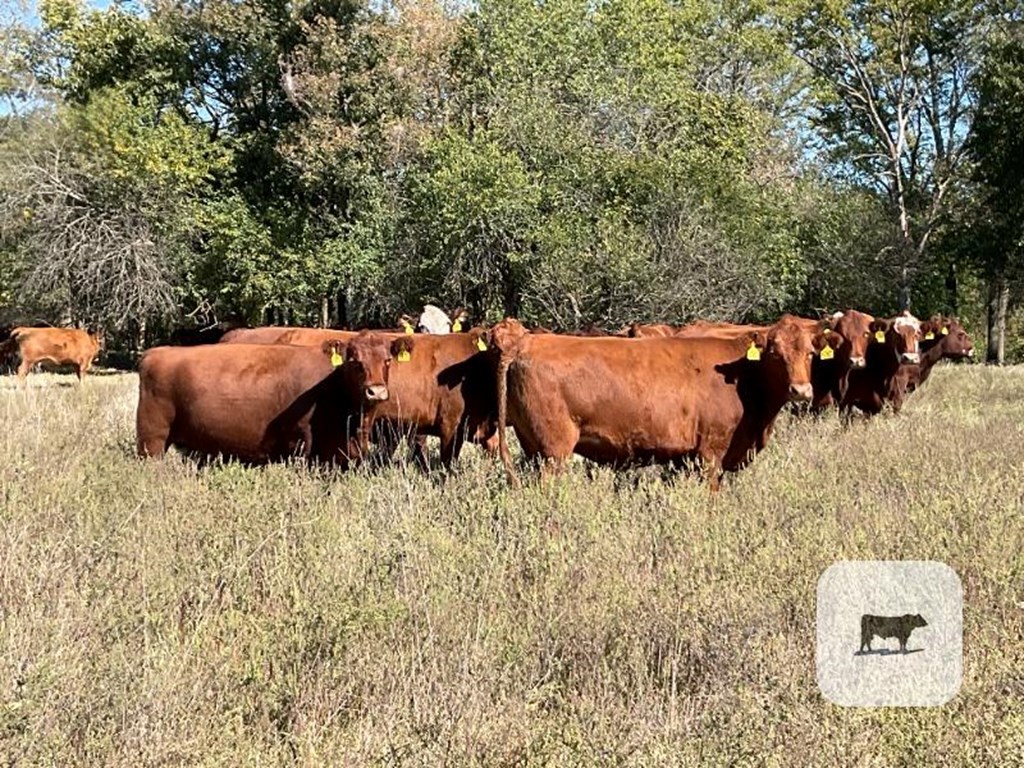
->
892 311 921 364
417 305 452 334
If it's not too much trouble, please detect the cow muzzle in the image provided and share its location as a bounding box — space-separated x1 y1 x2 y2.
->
901 352 920 364
789 382 813 402
849 355 866 368
365 385 389 401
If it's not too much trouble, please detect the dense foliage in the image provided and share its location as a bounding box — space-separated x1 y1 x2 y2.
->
0 0 1021 358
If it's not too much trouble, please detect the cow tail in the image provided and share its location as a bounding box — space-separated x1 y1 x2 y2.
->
496 349 520 487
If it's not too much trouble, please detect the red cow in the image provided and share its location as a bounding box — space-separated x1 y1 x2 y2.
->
136 332 402 465
490 314 831 490
0 326 104 382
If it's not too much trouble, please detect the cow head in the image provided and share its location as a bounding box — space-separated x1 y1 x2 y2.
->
892 312 922 363
919 318 944 350
325 331 406 403
397 314 416 335
830 310 874 368
417 304 452 334
448 307 471 333
748 314 820 402
934 317 973 360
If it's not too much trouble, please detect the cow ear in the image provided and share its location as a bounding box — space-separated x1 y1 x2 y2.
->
391 336 414 359
471 328 489 352
814 330 841 353
321 339 348 367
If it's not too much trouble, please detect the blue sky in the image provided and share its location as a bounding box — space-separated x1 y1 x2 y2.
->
12 0 116 28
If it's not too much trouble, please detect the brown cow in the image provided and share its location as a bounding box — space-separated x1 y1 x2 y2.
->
625 323 682 338
490 314 830 489
841 316 921 416
896 316 973 395
219 326 355 346
221 324 497 469
1 327 104 382
669 316 852 412
136 332 403 465
369 327 498 468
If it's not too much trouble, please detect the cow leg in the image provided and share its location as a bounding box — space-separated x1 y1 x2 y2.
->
698 450 724 492
16 358 32 384
409 433 430 471
438 427 465 471
136 416 172 459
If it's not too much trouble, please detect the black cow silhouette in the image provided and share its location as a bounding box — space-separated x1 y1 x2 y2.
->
860 614 928 653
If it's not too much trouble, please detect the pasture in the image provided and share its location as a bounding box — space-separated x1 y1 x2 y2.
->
1 366 1022 766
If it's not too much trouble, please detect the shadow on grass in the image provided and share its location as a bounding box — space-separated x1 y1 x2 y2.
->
854 648 924 657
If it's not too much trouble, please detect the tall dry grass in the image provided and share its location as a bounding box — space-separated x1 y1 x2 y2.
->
0 365 1022 766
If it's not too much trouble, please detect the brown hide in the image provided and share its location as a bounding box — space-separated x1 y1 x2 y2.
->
220 324 496 468
490 315 821 489
6 327 104 381
136 334 393 465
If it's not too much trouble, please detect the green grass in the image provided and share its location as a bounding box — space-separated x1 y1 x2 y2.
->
1 365 1023 766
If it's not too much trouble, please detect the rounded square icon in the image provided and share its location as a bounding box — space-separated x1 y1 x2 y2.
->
816 561 962 707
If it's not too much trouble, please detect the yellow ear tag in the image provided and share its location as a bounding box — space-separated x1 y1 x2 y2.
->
330 350 343 367
820 344 834 360
941 326 949 335
403 323 414 335
874 330 886 343
924 331 935 340
397 349 411 363
452 320 462 332
746 343 761 361
475 337 487 351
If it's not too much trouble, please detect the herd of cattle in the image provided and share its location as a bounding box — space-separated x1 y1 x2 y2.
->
0 306 974 488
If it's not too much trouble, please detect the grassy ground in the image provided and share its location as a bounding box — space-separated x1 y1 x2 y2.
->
0 365 1022 766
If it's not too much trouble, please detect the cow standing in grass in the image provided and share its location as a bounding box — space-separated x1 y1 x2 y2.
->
136 332 404 466
490 315 839 489
841 314 922 416
0 326 104 383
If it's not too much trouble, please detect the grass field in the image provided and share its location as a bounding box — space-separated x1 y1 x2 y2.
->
1 365 1023 766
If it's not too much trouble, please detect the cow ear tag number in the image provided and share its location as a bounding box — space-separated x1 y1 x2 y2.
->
476 337 487 351
330 349 343 367
397 349 411 363
874 330 886 343
746 343 761 361
820 344 834 360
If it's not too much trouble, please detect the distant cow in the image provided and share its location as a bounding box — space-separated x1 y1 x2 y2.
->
0 326 104 382
136 332 404 465
860 614 928 653
490 314 839 489
219 326 353 346
167 320 247 346
841 315 921 416
896 317 973 395
624 323 683 338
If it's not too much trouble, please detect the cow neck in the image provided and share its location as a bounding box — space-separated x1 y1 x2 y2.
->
917 338 946 374
865 340 901 388
750 355 792 418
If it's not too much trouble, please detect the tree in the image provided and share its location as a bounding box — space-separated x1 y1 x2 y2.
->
790 0 985 313
961 13 1024 362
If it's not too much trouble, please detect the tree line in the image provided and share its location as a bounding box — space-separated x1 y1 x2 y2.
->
1 0 1022 361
